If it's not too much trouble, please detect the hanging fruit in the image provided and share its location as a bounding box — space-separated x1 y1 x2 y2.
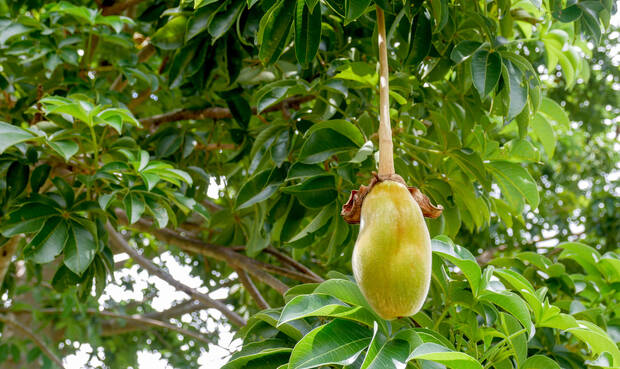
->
340 6 442 320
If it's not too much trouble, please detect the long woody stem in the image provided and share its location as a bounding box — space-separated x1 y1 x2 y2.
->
376 6 395 177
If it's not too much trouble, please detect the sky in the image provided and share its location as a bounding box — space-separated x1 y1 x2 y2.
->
64 10 620 369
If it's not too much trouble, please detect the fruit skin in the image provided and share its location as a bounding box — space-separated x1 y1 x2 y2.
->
352 180 432 320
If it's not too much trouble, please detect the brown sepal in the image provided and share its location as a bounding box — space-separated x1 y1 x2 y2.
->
341 172 443 224
408 187 443 218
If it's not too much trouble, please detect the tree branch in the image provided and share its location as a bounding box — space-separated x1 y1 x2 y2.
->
265 247 323 283
139 95 315 129
96 310 212 344
115 211 290 294
235 268 270 310
0 315 65 369
0 237 19 286
105 223 246 326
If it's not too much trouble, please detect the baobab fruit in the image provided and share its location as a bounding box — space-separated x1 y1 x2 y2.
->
351 180 432 320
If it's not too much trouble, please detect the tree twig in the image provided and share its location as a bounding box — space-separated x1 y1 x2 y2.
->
105 223 246 326
139 95 315 129
0 315 65 369
235 268 270 310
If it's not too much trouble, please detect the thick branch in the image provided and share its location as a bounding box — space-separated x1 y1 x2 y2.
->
106 223 246 326
235 268 270 310
0 315 65 369
142 224 291 294
0 237 19 286
139 95 315 128
116 211 290 294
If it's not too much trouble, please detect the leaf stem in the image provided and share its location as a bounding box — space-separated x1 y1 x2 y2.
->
376 6 395 177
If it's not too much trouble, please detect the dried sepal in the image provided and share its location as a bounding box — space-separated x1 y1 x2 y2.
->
341 172 443 224
408 187 443 218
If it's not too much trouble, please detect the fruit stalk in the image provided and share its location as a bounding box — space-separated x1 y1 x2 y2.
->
376 6 395 178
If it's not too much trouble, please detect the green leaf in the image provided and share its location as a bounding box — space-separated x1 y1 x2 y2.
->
51 265 82 293
360 323 386 369
499 313 527 365
186 6 212 41
539 97 570 128
64 224 97 276
430 0 449 32
141 172 161 191
432 236 481 295
255 80 299 113
124 193 146 224
289 319 372 369
345 0 370 23
305 120 365 147
6 161 29 198
279 293 347 324
223 339 292 369
487 161 539 211
0 203 59 237
450 41 482 64
365 338 411 369
295 0 321 66
281 175 337 208
567 320 620 365
289 205 334 242
408 343 482 369
221 90 251 129
26 217 68 264
531 113 556 158
406 10 432 65
299 121 364 164
471 49 501 98
52 177 75 209
30 164 51 193
258 0 296 65
521 355 561 369
48 140 79 161
448 149 490 190
0 122 35 154
579 4 601 44
208 0 245 41
557 242 601 276
151 16 187 50
314 279 372 310
501 58 528 120
479 290 533 334
236 168 286 209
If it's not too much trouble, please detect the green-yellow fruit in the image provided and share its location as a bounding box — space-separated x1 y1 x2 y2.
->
352 180 432 320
